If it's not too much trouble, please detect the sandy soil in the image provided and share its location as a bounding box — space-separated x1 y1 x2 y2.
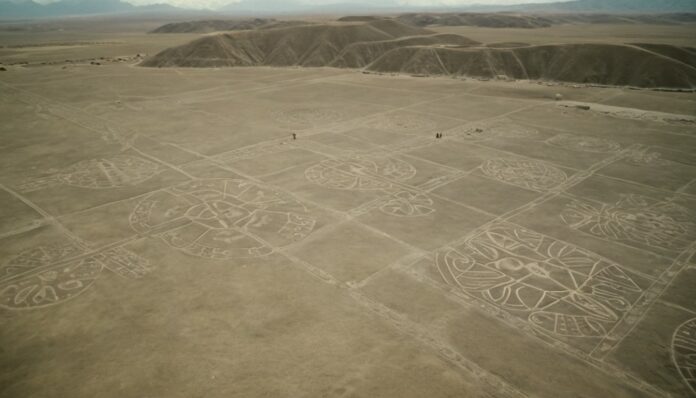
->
0 19 695 398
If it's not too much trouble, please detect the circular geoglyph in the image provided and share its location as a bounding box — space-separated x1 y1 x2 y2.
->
130 179 317 259
481 158 567 191
305 156 416 191
673 318 696 394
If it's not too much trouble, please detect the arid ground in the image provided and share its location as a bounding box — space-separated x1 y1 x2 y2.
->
1 18 696 398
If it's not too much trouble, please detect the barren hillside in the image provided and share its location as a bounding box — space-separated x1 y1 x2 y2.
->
337 16 383 22
367 44 696 88
331 34 481 68
630 43 696 68
150 19 276 34
397 13 554 29
149 19 316 34
141 20 431 68
396 12 696 28
141 19 696 88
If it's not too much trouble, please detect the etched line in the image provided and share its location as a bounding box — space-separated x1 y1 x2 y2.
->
672 317 696 395
591 244 696 360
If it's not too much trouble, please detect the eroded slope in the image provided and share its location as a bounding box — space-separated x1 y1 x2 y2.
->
150 19 276 34
141 20 431 68
368 44 696 88
141 19 696 88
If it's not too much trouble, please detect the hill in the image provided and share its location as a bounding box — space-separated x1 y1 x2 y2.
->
397 13 554 29
141 19 696 88
337 16 384 22
141 20 431 68
553 13 696 24
150 19 276 34
516 0 696 13
331 34 481 68
630 43 696 67
366 43 696 88
396 12 696 29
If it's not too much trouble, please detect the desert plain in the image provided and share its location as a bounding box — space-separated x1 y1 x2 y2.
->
1 17 696 398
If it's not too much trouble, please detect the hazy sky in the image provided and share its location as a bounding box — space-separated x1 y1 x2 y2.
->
114 0 566 10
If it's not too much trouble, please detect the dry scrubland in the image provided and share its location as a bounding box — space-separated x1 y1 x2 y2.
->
1 17 696 398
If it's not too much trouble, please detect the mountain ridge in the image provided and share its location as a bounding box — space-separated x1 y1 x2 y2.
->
140 19 696 89
0 0 180 19
141 20 431 67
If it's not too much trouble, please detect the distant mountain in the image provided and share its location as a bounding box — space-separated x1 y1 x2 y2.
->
513 0 696 13
47 0 134 14
218 0 696 14
397 13 555 29
219 0 302 13
0 0 180 19
396 12 696 29
218 0 398 15
215 0 696 15
150 18 275 33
